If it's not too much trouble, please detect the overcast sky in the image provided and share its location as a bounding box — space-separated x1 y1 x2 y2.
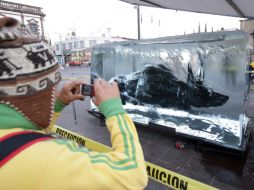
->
7 0 241 42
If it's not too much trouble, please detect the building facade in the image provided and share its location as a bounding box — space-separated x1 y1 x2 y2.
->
240 19 254 34
54 34 126 65
0 1 46 40
240 19 254 49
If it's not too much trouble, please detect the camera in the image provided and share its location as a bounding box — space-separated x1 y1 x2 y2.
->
81 84 95 97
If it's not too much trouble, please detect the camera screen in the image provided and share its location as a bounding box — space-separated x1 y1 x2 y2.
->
81 84 94 96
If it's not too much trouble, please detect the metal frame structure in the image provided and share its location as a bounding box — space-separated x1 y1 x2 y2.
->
120 0 254 19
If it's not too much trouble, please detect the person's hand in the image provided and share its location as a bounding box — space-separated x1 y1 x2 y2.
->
56 80 85 105
92 78 120 106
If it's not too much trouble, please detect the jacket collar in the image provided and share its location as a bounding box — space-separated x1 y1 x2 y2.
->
0 104 39 130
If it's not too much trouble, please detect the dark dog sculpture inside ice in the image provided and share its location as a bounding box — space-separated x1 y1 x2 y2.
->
114 64 229 109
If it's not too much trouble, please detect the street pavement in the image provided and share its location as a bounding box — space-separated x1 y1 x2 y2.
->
56 66 254 190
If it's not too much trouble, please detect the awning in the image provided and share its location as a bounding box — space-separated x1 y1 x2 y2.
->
120 0 254 19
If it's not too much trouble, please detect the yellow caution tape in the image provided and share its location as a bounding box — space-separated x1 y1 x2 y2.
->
51 125 218 190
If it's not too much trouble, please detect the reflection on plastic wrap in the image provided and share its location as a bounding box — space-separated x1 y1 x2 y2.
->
125 103 241 149
91 31 253 151
115 64 229 109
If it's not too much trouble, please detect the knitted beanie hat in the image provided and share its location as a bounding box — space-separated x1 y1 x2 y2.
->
0 17 61 129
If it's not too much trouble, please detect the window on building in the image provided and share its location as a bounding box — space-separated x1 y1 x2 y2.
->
80 41 84 49
27 19 39 37
62 43 66 51
68 42 72 50
56 44 59 51
74 42 77 48
89 40 97 47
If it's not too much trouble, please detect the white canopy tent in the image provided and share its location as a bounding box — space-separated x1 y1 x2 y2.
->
120 0 254 19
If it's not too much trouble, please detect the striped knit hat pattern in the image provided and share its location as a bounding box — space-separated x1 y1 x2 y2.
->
0 17 61 129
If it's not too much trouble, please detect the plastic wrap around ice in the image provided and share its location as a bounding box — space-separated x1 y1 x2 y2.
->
114 64 229 109
91 31 253 151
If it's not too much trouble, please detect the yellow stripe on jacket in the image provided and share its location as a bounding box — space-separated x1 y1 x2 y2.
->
0 98 148 190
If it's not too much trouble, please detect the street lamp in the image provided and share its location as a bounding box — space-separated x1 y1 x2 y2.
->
59 34 65 68
70 29 79 62
55 32 65 69
76 36 79 62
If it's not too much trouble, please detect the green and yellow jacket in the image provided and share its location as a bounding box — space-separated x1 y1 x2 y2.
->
0 98 148 190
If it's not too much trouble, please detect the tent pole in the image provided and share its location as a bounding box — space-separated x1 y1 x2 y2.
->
137 5 141 40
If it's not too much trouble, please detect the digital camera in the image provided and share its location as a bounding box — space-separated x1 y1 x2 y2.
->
81 84 94 97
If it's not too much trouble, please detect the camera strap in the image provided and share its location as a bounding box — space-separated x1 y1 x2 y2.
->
72 101 78 126
0 131 53 167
